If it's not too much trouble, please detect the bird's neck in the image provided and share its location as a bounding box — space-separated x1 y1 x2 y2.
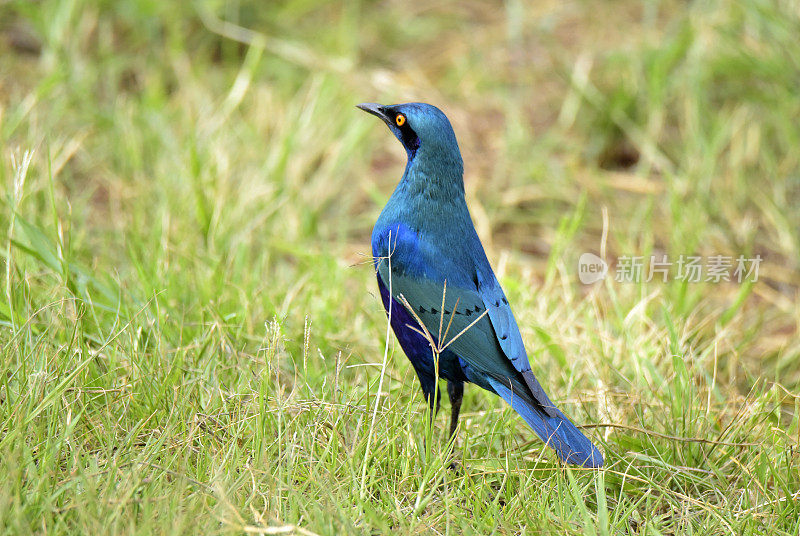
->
401 149 465 200
379 151 469 232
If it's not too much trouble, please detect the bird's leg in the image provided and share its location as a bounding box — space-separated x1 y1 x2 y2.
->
447 381 464 439
445 381 464 472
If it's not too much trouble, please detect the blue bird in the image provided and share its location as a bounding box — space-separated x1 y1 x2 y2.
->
358 102 603 468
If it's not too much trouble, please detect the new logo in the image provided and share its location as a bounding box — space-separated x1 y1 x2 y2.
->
578 253 608 284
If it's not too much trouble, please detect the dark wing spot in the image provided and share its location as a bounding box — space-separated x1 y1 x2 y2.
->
474 305 481 313
430 307 438 315
500 334 508 340
494 300 500 307
464 309 472 316
454 310 462 315
502 297 508 305
444 309 451 315
418 306 427 314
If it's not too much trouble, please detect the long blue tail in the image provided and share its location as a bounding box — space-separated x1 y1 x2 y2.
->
487 377 603 468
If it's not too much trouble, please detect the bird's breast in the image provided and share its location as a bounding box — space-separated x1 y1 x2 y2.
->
371 218 478 289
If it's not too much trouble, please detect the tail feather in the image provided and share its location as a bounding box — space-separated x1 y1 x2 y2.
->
487 377 603 468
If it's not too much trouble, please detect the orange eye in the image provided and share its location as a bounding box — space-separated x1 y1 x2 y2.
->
395 114 406 126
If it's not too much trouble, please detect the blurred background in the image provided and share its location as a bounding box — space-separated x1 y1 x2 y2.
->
1 0 799 533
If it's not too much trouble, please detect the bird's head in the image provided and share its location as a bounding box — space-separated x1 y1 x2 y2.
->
357 102 462 167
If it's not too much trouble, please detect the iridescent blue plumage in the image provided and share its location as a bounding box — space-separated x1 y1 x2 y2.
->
360 102 602 468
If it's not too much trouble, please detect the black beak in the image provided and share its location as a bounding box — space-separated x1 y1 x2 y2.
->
357 102 392 126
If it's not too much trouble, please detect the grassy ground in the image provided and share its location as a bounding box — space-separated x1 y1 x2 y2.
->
1 0 799 533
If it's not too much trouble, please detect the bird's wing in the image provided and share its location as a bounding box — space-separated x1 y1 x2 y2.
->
376 257 509 375
475 268 559 416
375 258 556 416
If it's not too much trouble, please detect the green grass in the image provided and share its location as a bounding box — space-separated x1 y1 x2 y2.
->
1 0 799 533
